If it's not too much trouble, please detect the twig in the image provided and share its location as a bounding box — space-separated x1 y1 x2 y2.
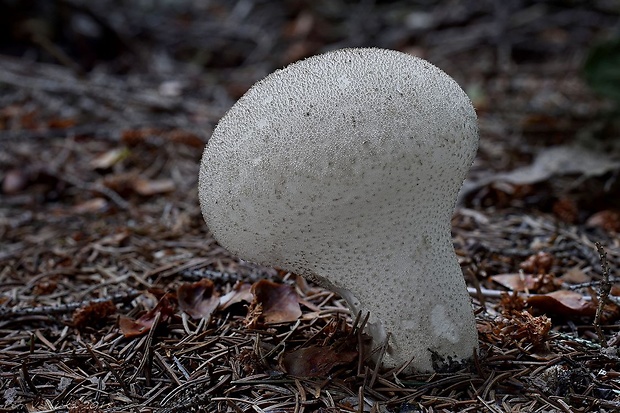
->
594 242 612 347
0 290 140 320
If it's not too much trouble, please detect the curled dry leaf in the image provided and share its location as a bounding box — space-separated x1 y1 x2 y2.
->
219 282 252 310
247 280 301 325
177 278 219 319
119 293 175 338
527 290 597 317
281 342 358 377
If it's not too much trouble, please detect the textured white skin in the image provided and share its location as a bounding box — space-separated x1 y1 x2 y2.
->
199 48 479 373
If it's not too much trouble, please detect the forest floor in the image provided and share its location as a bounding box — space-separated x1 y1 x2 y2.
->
1 1 620 412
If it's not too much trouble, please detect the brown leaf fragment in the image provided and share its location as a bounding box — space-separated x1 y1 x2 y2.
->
119 293 175 338
491 272 559 294
281 344 358 377
248 280 301 325
177 278 219 319
219 282 252 310
72 300 116 331
560 267 590 284
527 290 597 317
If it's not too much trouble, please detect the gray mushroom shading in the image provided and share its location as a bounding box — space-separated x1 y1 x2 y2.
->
199 48 479 373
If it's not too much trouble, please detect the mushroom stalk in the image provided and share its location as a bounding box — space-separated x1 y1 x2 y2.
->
199 48 479 373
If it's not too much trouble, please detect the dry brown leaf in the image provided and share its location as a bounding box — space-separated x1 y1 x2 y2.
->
177 278 219 319
73 300 116 331
248 280 301 325
560 267 590 284
491 273 559 294
281 343 358 377
219 282 252 310
119 293 175 338
527 290 597 317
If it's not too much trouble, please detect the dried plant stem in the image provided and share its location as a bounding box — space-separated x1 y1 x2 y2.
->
594 242 612 347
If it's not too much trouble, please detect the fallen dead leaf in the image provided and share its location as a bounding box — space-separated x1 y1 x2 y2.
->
281 343 358 377
560 267 590 284
219 282 253 310
177 278 219 319
491 273 559 294
527 290 597 317
119 293 175 338
73 300 116 331
248 280 301 325
460 145 620 202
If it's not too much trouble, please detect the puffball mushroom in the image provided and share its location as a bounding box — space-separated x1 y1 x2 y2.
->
199 48 479 373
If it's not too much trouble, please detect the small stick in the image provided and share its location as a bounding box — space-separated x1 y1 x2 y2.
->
594 242 612 347
0 290 140 320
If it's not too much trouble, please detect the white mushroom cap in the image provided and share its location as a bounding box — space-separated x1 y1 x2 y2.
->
199 48 479 373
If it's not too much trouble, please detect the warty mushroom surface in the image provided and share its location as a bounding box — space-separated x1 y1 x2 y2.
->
199 47 479 373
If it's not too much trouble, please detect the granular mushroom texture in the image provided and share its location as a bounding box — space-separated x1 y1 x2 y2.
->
199 48 479 372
